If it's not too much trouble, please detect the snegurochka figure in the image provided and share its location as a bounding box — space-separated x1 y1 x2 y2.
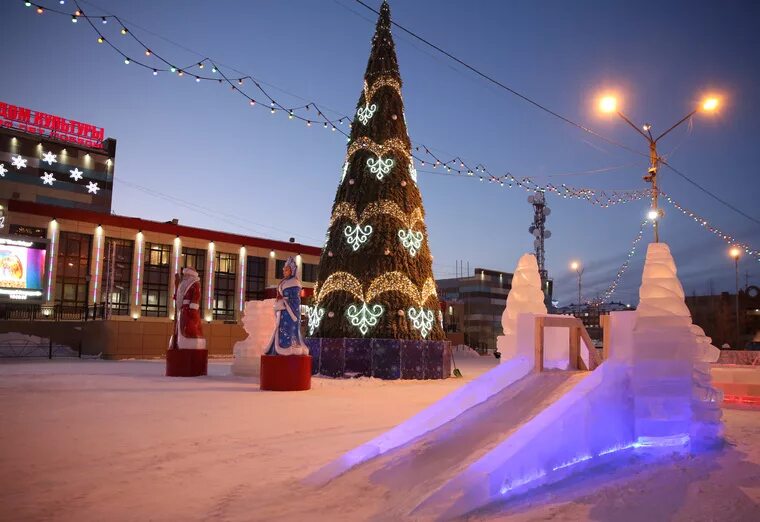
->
265 256 308 356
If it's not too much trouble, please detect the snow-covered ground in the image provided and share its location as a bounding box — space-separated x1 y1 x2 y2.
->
1 358 759 521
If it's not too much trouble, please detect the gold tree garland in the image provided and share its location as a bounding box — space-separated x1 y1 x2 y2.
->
346 136 410 165
316 271 438 307
329 200 424 229
363 75 402 104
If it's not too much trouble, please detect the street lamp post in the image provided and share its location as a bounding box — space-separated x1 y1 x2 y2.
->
571 261 583 317
730 246 741 349
598 95 720 242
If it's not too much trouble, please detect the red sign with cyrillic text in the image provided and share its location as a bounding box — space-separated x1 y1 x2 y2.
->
0 101 105 149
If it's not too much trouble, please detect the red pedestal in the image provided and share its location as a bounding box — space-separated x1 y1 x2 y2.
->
260 355 312 391
166 349 208 377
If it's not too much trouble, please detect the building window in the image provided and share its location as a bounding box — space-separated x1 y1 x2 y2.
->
246 256 267 301
142 242 171 317
101 237 133 315
302 262 318 283
275 259 286 279
214 252 237 320
181 247 206 284
55 231 92 310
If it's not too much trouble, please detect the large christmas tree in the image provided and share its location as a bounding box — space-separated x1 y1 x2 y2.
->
309 1 444 342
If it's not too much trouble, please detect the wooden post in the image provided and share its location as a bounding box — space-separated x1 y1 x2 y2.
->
569 322 581 370
601 314 611 361
534 316 545 372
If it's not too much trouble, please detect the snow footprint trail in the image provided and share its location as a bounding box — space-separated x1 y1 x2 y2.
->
266 371 588 520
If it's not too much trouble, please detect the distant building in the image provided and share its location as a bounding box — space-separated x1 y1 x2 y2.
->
555 301 635 341
686 288 760 349
1 100 116 214
437 268 553 353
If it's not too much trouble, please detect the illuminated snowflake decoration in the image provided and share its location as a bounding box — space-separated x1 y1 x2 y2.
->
306 306 325 335
398 228 424 256
86 181 101 194
11 155 27 170
438 310 444 329
341 161 349 183
346 302 384 336
408 161 418 184
0 164 6 177
69 168 84 181
356 103 377 125
366 156 394 180
41 151 57 165
407 307 435 339
344 224 372 251
41 172 56 185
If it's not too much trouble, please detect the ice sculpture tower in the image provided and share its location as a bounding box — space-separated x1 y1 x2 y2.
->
496 254 547 361
632 243 722 447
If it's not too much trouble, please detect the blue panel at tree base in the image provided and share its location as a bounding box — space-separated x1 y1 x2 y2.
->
319 338 346 377
304 337 321 375
345 338 372 377
371 339 401 380
401 340 424 379
424 341 446 379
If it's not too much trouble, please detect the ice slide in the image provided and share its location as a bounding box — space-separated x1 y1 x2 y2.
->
302 355 616 520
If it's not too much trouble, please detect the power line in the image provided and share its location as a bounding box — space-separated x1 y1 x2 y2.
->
352 0 647 160
659 159 760 226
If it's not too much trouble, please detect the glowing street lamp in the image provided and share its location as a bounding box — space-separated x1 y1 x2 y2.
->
570 261 583 316
595 91 722 242
729 246 741 348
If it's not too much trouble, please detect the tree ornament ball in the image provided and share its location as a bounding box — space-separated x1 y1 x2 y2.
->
391 114 398 120
384 249 390 255
397 309 405 316
328 311 335 318
328 251 333 257
348 179 355 185
401 180 407 187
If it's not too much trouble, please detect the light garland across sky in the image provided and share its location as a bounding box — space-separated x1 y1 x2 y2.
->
19 0 757 271
661 191 760 261
589 219 649 305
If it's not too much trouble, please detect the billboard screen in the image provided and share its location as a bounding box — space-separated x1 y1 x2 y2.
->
0 238 47 300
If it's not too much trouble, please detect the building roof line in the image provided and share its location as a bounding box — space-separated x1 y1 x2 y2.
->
7 199 322 256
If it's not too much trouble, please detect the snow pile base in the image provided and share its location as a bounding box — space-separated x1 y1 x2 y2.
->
452 344 482 358
231 299 275 376
496 254 546 361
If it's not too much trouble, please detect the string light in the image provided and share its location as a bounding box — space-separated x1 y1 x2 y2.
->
407 307 435 338
315 271 437 308
307 306 325 335
661 191 760 261
356 103 377 125
346 302 384 336
343 224 373 251
366 156 394 180
589 219 649 305
398 228 424 256
328 201 424 230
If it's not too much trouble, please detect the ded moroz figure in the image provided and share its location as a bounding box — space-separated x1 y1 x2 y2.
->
265 256 308 356
171 267 206 350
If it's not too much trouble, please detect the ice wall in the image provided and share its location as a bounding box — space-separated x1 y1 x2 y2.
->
231 299 276 376
496 254 547 360
632 243 722 446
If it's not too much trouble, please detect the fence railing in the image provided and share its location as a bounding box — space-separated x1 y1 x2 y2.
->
0 303 125 322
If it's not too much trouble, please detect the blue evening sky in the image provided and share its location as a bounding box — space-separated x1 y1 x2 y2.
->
1 0 758 304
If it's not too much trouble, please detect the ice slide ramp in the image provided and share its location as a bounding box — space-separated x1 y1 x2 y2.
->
303 357 605 519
